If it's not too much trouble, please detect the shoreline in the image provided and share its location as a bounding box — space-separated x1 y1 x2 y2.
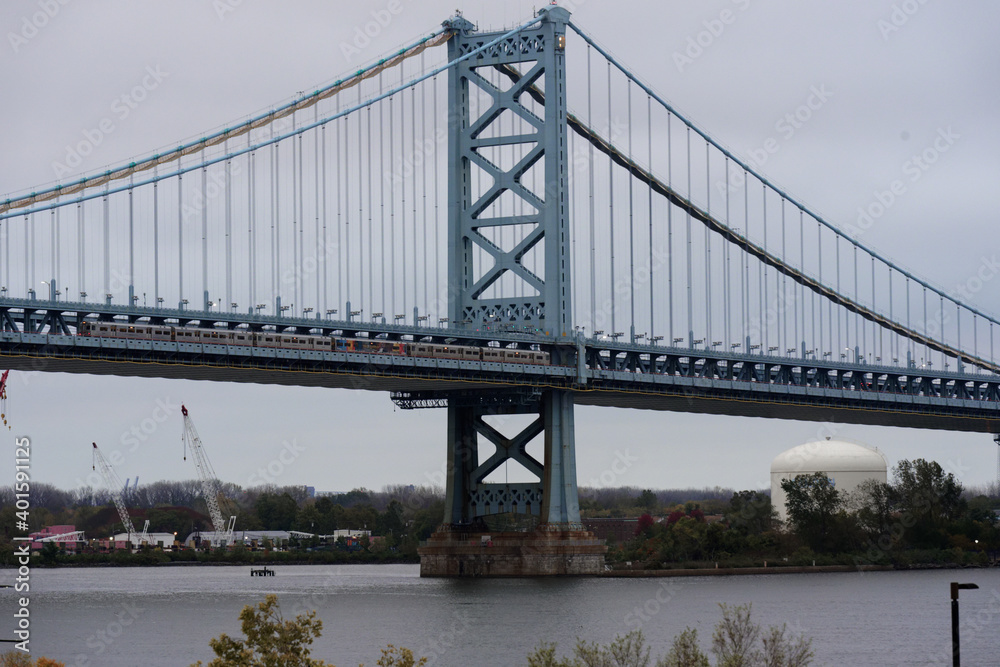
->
601 562 995 577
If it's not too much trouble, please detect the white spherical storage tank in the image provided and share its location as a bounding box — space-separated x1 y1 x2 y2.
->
770 439 888 523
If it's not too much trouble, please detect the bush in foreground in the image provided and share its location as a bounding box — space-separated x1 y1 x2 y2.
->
192 596 811 666
527 603 813 667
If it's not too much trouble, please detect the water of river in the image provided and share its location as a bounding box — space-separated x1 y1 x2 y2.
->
5 564 999 666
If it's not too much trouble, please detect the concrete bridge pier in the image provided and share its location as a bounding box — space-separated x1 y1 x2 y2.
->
418 389 606 576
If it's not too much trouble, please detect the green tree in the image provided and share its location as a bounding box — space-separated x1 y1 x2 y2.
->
637 489 658 510
255 493 299 531
662 628 710 667
780 473 841 552
190 594 330 667
891 458 965 548
850 479 895 545
725 491 775 536
376 500 405 540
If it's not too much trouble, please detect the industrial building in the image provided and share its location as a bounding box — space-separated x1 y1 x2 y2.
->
770 438 888 523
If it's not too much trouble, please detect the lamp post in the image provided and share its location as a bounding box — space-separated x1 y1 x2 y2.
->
951 581 979 666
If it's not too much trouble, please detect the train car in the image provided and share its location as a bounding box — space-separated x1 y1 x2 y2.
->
79 320 551 366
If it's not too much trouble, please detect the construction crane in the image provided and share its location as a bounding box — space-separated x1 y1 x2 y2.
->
181 405 236 547
92 442 141 548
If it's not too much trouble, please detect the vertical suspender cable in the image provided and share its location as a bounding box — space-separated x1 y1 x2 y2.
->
685 126 692 345
870 256 875 362
627 80 634 339
760 184 765 353
322 120 328 315
24 215 29 298
608 61 615 336
587 45 595 329
250 141 256 311
800 211 806 352
420 52 428 319
298 125 304 314
817 221 823 356
433 74 440 319
836 235 840 354
49 208 55 287
780 200 786 353
344 104 351 315
78 201 84 298
854 248 860 359
889 267 894 361
380 72 386 317
648 94 654 342
292 120 299 315
270 130 277 309
925 287 931 362
178 163 183 305
368 92 374 317
411 85 418 321
3 215 9 295
336 96 342 313
128 176 135 301
667 115 673 344
225 140 232 310
389 91 396 319
400 67 407 321
153 167 159 303
359 86 366 315
55 204 60 289
906 278 911 358
705 141 711 346
315 106 322 314
103 185 109 296
724 159 730 349
743 174 748 347
201 166 208 309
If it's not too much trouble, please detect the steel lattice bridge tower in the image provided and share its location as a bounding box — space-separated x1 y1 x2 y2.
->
419 8 607 575
3 7 1000 575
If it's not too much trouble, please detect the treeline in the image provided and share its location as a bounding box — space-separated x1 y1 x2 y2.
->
613 458 999 569
0 482 446 558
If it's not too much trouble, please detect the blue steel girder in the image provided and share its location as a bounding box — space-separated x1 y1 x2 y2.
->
4 319 1000 431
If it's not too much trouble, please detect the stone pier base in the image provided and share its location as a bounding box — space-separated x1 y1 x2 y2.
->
418 527 607 577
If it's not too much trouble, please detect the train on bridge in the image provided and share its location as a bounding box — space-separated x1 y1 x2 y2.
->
78 321 552 365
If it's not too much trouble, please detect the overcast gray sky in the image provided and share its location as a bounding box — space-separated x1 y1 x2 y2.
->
1 0 998 496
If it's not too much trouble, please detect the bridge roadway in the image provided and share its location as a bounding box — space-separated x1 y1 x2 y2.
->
2 298 999 434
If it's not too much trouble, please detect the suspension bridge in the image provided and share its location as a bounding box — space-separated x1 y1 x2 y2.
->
2 7 998 574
